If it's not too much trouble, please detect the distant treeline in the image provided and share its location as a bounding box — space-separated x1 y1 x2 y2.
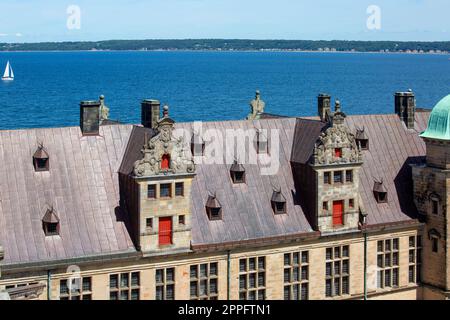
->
1 39 450 52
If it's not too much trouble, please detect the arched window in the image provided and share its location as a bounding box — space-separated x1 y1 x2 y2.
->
161 154 171 170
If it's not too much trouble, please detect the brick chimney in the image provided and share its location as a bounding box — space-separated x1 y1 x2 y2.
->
80 100 100 136
141 99 160 129
318 93 331 122
395 90 415 129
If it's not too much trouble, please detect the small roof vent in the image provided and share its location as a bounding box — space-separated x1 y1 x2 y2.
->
206 193 222 221
373 179 388 203
33 143 49 172
42 207 60 236
191 131 205 156
230 161 246 184
256 129 268 154
355 126 369 150
271 188 287 214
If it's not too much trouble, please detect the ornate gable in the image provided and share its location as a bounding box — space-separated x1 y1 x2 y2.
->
133 105 195 177
311 101 362 166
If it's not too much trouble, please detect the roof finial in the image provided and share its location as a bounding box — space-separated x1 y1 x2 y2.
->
163 105 169 118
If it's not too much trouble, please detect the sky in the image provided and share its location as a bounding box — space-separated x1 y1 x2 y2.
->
0 0 448 42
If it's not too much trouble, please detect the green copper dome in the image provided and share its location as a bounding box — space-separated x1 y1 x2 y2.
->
420 95 450 140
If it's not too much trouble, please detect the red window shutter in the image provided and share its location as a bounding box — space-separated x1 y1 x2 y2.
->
161 154 170 170
332 201 344 226
335 148 342 158
159 217 172 245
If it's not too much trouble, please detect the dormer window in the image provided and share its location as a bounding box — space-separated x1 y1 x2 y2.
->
256 130 268 154
206 194 222 221
161 154 171 170
271 189 286 215
230 161 246 184
429 194 440 215
42 207 60 236
191 134 205 156
373 179 388 203
355 127 369 150
334 148 342 158
428 229 441 253
33 144 49 172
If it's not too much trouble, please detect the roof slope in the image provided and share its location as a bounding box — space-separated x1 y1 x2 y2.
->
0 111 431 264
173 118 315 246
344 113 428 225
0 125 136 265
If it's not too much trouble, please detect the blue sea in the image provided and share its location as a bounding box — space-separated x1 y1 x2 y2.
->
0 51 449 130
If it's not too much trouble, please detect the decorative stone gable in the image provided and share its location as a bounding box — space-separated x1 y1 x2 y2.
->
134 105 195 177
312 101 362 166
307 100 363 234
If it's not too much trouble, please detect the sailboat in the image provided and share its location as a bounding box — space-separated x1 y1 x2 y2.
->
2 61 14 81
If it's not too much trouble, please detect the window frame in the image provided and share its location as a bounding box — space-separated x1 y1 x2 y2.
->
239 256 266 300
325 245 350 298
283 251 309 300
190 262 219 300
59 277 92 300
175 182 184 197
109 272 140 300
147 184 157 199
160 183 172 198
377 239 400 290
156 268 175 300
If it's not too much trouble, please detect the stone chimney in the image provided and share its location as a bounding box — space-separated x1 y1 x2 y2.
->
80 100 100 136
318 93 331 122
141 99 160 129
395 90 415 129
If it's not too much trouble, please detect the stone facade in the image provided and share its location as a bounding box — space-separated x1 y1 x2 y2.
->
413 138 450 299
311 101 363 233
0 227 422 300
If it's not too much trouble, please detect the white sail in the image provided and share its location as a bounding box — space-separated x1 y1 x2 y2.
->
3 61 10 78
2 61 14 80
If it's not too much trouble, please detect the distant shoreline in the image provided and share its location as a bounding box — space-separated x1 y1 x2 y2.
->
0 49 449 55
1 39 449 54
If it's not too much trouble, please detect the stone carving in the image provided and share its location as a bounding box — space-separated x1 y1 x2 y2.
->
99 95 110 123
247 90 265 120
312 101 362 166
134 105 195 177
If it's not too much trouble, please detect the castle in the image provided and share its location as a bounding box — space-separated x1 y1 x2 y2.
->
0 91 449 300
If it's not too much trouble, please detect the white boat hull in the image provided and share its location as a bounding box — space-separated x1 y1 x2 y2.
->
1 77 13 81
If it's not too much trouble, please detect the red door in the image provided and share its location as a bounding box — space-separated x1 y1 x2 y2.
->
159 217 172 245
161 154 170 170
332 201 344 226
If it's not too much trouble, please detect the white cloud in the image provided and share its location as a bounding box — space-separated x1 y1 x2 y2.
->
15 33 23 37
0 33 8 37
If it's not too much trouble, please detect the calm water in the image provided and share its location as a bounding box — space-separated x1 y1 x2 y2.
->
0 51 449 130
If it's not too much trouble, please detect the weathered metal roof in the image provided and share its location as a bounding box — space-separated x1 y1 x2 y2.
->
0 110 431 265
0 124 136 265
42 208 60 224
